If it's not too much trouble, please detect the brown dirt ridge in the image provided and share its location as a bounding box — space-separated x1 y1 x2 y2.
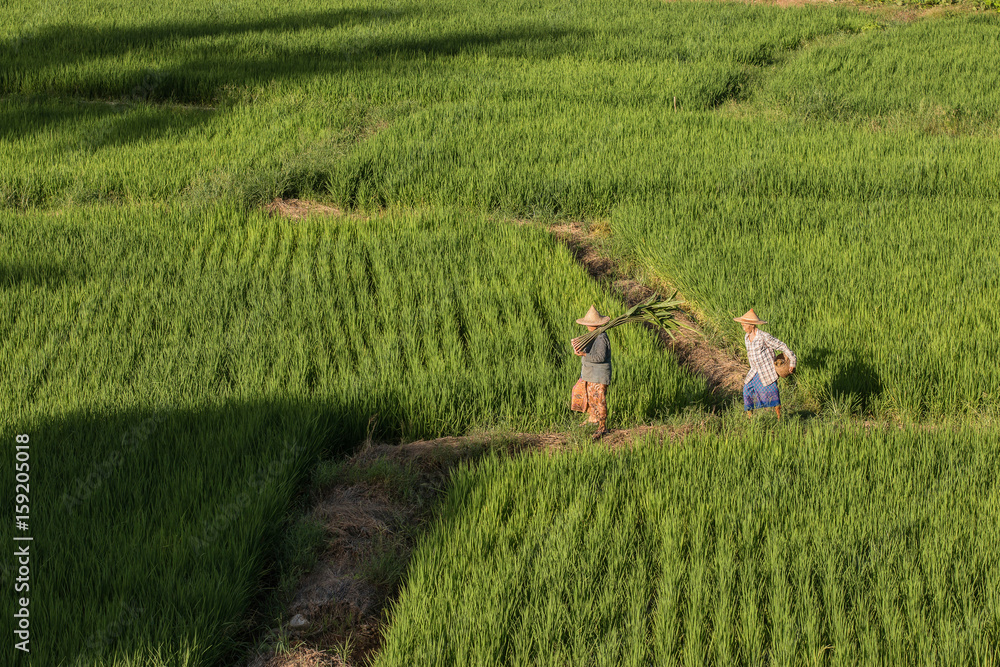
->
666 0 983 22
543 220 747 396
263 198 750 395
252 199 742 666
256 200 949 666
244 422 707 667
264 198 345 221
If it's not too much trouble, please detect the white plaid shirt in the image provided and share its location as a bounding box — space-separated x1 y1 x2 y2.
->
744 330 796 386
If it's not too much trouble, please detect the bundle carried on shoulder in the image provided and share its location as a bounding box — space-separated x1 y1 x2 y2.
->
571 292 689 352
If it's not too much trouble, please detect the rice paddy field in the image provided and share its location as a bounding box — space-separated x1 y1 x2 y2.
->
2 0 1000 664
379 425 1000 666
0 204 706 665
4 0 1000 418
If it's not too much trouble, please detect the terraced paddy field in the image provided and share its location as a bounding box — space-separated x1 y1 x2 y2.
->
4 0 999 418
0 203 706 665
380 426 1000 666
2 0 1000 664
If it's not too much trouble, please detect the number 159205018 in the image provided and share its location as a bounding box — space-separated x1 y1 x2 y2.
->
15 434 30 528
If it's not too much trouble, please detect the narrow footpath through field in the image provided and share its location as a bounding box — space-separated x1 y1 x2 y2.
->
541 219 747 395
244 199 747 666
247 421 713 667
251 198 967 666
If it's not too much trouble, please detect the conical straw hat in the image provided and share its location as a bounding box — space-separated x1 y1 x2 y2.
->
576 305 611 327
733 309 768 325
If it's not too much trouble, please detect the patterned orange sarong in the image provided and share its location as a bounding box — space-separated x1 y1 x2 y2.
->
571 379 588 412
587 382 608 432
571 379 607 432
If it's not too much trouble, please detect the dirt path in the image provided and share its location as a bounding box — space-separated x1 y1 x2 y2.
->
263 198 348 220
666 0 981 22
264 198 749 396
254 199 739 665
245 421 706 667
543 220 747 396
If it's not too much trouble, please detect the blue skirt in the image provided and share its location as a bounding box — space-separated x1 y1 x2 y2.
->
744 374 780 410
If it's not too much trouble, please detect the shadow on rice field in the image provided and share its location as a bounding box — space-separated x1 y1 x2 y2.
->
0 393 723 666
0 259 80 290
1 199 718 665
0 396 353 667
5 389 551 666
2 8 582 107
4 0 1000 664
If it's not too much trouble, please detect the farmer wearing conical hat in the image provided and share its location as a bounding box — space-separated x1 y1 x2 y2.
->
734 309 796 419
572 305 612 439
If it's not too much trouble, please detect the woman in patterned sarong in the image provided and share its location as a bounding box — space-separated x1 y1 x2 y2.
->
572 305 612 439
734 309 796 419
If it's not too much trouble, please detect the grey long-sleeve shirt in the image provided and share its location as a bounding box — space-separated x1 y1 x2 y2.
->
580 332 612 385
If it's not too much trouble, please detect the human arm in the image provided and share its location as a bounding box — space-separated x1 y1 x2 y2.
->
762 331 796 372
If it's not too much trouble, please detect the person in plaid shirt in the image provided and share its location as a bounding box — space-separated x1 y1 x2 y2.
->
733 309 796 419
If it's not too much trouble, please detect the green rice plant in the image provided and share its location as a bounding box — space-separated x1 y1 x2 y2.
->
3 0 1000 663
610 193 1000 419
2 4 998 424
377 423 1000 665
760 14 1000 125
0 0 876 209
0 201 706 666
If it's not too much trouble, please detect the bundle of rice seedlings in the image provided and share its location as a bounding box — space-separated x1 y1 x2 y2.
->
571 293 689 352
